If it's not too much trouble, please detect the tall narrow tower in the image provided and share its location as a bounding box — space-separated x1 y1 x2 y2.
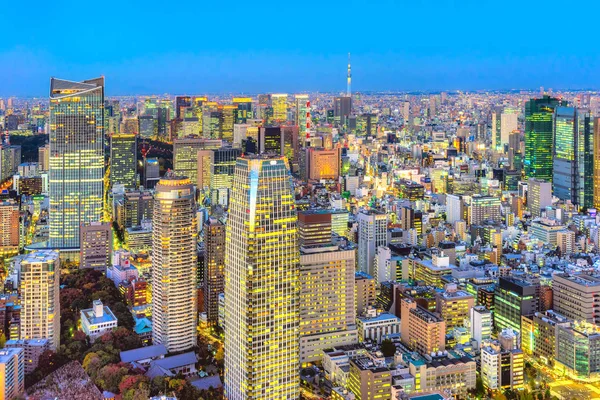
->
347 53 352 97
152 173 198 352
224 155 300 399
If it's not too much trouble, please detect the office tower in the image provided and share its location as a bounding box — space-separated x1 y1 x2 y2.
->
556 321 600 380
233 97 253 123
480 341 524 390
305 147 341 180
0 145 21 181
435 284 474 330
552 107 593 208
224 156 299 399
38 143 50 172
521 310 570 361
49 77 104 250
298 210 333 246
527 178 552 218
469 195 501 225
334 97 352 126
115 190 153 229
271 94 288 122
110 133 137 189
524 96 563 181
400 206 423 236
357 210 388 276
220 104 237 141
0 200 19 256
295 94 310 136
79 222 112 270
446 194 464 224
258 126 284 155
203 217 225 326
299 236 357 365
400 298 446 355
208 147 242 207
492 108 518 152
508 131 523 170
470 305 492 346
173 137 221 188
491 106 503 151
144 158 160 188
152 174 197 352
595 118 600 209
20 250 60 350
282 126 300 170
175 96 192 120
0 348 24 400
494 277 539 332
552 273 600 324
347 357 392 400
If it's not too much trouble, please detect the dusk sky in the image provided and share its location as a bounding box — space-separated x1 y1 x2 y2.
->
2 0 600 96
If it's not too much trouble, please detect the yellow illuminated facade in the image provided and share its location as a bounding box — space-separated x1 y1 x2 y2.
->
49 77 105 249
151 175 198 352
224 156 300 399
272 93 288 122
20 251 60 350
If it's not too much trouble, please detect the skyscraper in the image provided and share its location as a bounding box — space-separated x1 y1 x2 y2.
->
0 200 19 256
110 133 137 189
357 210 388 276
49 77 105 250
233 97 253 123
224 155 299 399
524 96 563 182
173 137 221 188
334 96 352 127
152 174 198 352
295 94 310 136
20 250 60 350
203 216 225 326
552 107 593 208
271 94 288 122
527 178 552 219
594 118 600 209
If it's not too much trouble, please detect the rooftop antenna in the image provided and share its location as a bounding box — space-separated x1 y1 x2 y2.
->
347 53 352 97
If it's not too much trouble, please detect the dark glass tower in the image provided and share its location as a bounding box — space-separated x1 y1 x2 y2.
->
524 96 563 182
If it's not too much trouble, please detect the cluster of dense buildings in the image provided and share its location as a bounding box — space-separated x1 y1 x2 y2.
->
4 79 600 400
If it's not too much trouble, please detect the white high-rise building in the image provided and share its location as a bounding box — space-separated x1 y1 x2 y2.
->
500 109 518 149
20 251 60 350
357 210 388 276
151 174 198 352
470 305 492 347
446 194 463 224
224 156 300 399
527 178 552 219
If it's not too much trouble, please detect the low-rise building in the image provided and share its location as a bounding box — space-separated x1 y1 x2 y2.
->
80 300 118 341
347 356 392 400
356 311 401 344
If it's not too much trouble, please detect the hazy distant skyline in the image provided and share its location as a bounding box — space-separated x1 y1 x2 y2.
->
3 0 600 96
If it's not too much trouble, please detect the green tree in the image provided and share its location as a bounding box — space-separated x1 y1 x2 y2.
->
380 339 396 357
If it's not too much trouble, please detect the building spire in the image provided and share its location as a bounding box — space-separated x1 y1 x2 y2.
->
347 52 352 97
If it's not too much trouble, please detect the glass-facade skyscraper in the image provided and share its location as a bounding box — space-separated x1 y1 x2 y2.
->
524 95 563 182
110 133 137 189
224 156 299 399
49 77 105 249
553 107 593 209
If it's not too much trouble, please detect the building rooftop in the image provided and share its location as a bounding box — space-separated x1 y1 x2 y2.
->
0 347 22 364
21 250 59 264
81 303 118 326
150 352 197 370
358 312 401 324
120 344 167 363
554 273 600 287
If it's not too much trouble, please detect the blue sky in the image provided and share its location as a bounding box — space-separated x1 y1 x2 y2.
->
2 0 600 96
